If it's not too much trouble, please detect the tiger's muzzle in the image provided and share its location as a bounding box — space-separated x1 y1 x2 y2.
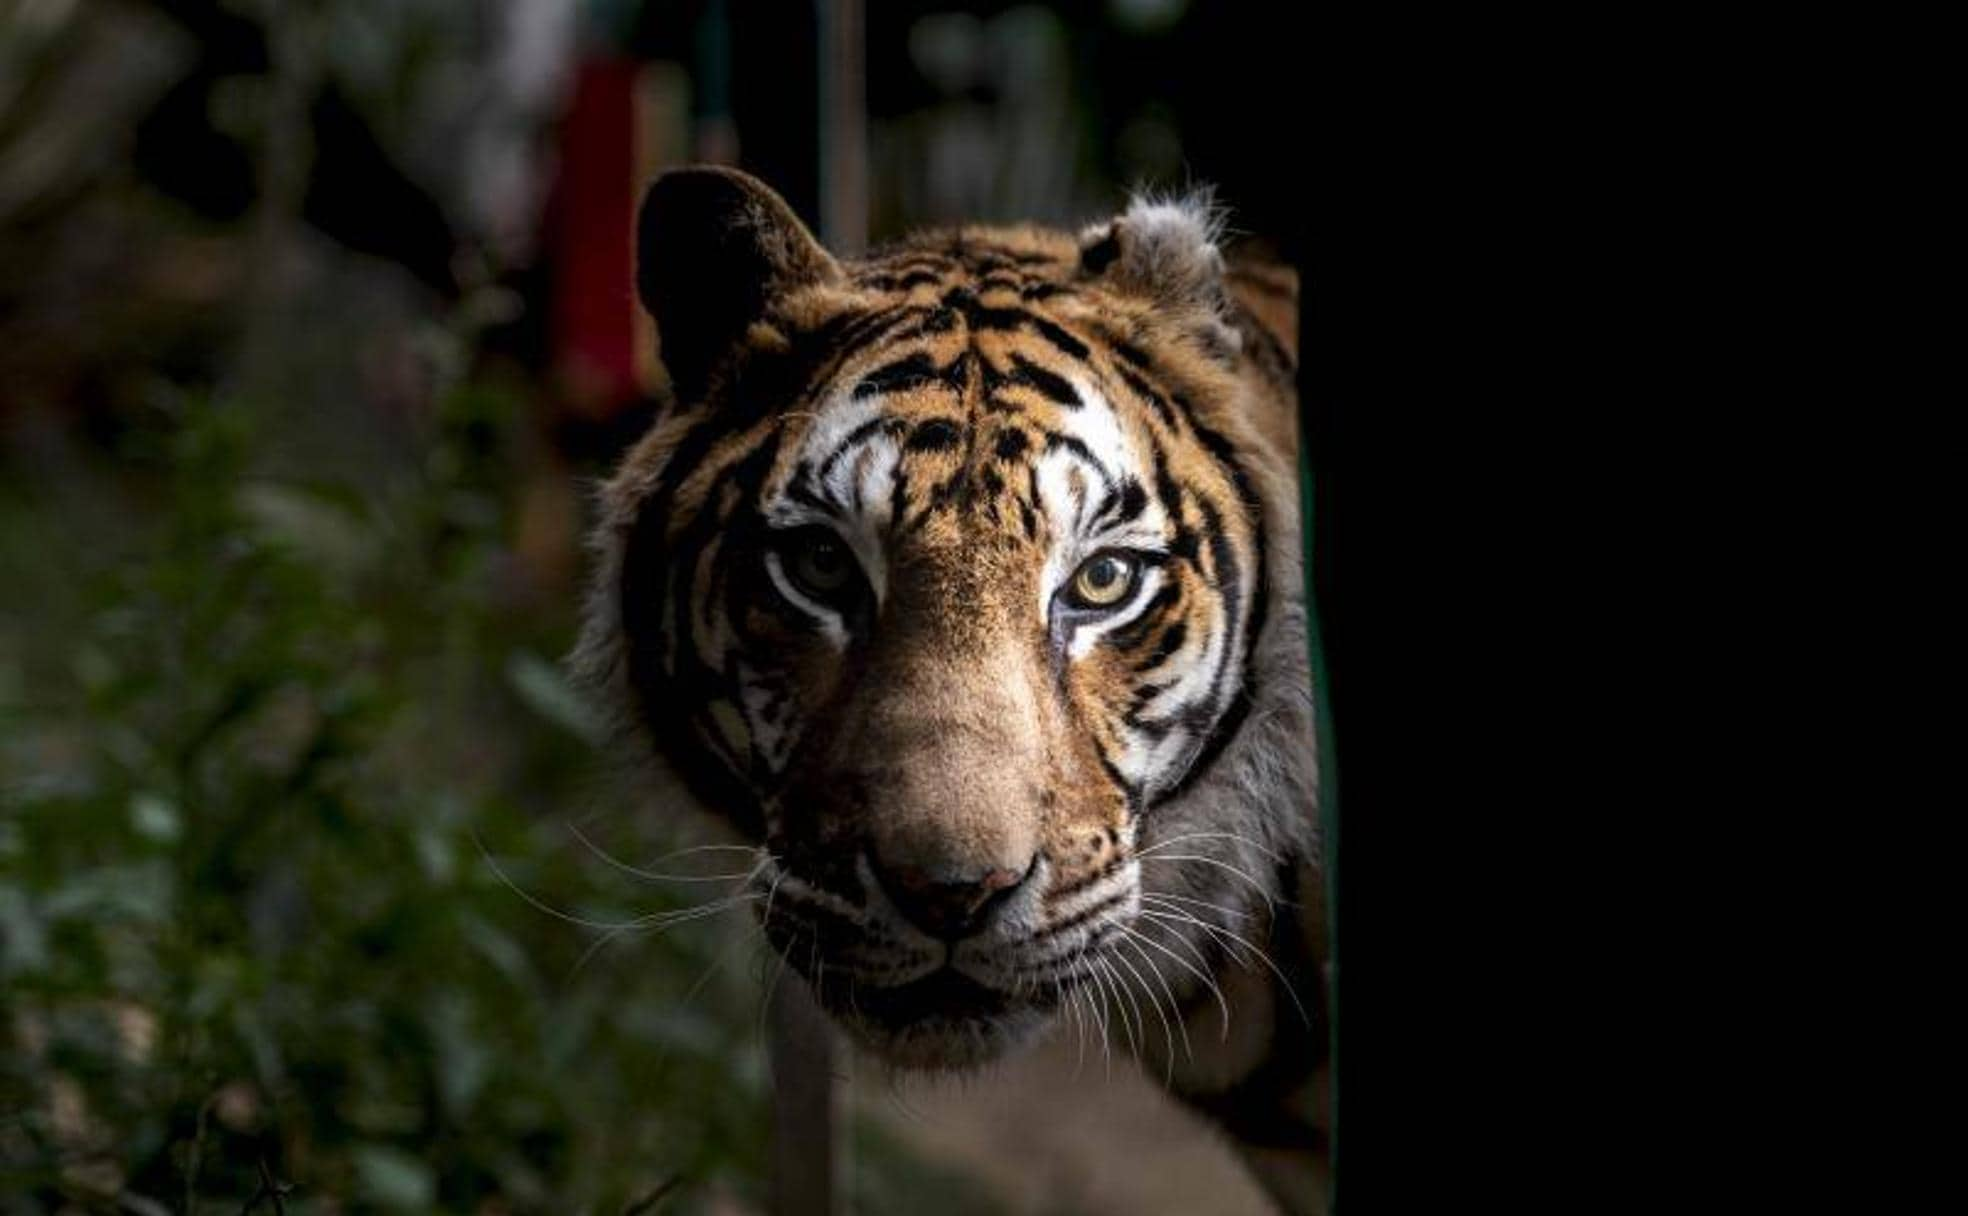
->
748 549 1141 1068
752 844 1140 1069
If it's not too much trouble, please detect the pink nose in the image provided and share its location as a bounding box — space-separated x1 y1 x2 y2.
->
871 857 1032 940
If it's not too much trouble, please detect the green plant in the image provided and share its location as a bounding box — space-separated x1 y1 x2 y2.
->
0 386 799 1214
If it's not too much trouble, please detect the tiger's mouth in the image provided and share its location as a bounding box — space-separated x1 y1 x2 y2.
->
753 854 1137 1070
852 966 1002 1022
812 964 1056 1069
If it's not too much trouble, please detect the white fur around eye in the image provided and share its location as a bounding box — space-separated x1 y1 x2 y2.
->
762 550 850 650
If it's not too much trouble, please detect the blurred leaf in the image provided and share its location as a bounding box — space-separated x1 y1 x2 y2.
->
129 792 180 843
413 825 455 883
0 370 976 1210
457 911 533 990
0 881 48 975
352 1143 436 1210
41 860 172 922
236 482 376 576
427 995 489 1118
504 649 604 745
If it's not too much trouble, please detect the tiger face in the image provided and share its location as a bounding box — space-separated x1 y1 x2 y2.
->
582 168 1300 1071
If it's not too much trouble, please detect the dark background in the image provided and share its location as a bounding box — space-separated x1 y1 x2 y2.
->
2 0 1708 1209
1 3 1328 1213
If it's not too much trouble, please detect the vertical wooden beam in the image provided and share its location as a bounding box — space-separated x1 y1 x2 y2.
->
817 0 868 256
769 11 863 1216
768 979 843 1216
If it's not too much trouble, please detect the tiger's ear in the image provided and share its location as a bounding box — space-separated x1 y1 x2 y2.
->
636 166 842 401
1079 189 1240 361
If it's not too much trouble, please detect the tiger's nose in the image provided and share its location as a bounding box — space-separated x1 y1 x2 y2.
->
870 853 1035 940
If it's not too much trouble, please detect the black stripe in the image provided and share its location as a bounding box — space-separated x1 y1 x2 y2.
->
1045 888 1131 938
1116 364 1181 430
786 481 834 516
1109 338 1152 369
854 352 937 399
620 424 788 837
762 304 920 410
887 460 911 533
817 416 901 482
1043 431 1113 486
942 287 1092 362
1124 680 1172 720
1154 531 1266 808
904 418 965 452
1045 857 1127 905
859 268 945 292
1005 352 1081 407
860 252 958 277
1095 479 1149 526
1107 583 1179 653
1238 309 1298 380
1133 621 1187 672
1026 315 1091 361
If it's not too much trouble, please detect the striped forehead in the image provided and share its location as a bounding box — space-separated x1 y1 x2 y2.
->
756 338 1172 613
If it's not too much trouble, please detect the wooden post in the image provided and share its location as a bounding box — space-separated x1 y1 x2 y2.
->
768 979 844 1216
818 0 868 256
769 8 864 1215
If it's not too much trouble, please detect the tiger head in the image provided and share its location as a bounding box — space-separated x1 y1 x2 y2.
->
579 168 1310 1071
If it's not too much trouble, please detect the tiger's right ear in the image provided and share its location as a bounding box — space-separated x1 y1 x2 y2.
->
636 166 842 401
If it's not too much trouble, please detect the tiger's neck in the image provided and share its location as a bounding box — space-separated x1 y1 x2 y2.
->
1136 270 1330 1213
1147 632 1329 1212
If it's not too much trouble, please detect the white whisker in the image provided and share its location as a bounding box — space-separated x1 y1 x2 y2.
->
1138 905 1313 1030
1143 888 1263 924
1098 954 1144 1059
567 823 767 884
476 830 746 933
1117 921 1232 1043
1109 940 1181 1082
1134 853 1276 910
1119 933 1192 1068
1080 960 1115 1073
1135 830 1290 866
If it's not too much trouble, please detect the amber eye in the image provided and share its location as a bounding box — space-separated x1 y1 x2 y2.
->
784 531 855 598
1068 552 1139 609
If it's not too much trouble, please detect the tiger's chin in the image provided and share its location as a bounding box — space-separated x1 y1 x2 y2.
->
811 967 1054 1071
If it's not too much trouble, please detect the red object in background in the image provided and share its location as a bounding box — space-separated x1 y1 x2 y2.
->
549 58 642 420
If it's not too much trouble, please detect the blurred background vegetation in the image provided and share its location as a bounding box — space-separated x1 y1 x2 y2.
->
0 1 1297 1211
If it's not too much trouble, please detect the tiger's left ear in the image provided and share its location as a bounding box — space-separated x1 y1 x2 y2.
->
636 166 843 402
1079 189 1241 362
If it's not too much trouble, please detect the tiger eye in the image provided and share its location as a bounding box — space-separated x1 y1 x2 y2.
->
791 536 852 596
1070 553 1137 608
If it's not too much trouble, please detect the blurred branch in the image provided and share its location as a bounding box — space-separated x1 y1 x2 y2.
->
181 1089 216 1216
0 1 191 227
620 1175 682 1215
228 0 319 392
239 1157 293 1215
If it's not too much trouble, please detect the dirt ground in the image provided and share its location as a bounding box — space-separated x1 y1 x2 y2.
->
852 1032 1278 1216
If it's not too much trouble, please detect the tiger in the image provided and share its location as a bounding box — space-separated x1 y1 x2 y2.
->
576 166 1328 1214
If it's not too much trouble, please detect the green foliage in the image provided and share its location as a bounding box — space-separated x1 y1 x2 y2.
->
0 384 882 1214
